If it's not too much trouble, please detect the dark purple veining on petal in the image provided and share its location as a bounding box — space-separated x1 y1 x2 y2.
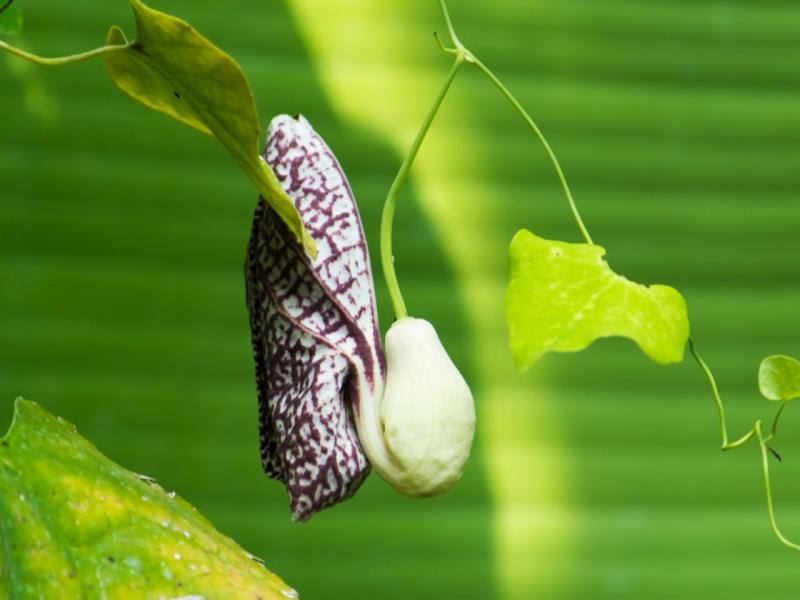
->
245 115 383 521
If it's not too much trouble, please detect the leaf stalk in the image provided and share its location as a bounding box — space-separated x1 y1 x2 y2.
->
0 40 129 66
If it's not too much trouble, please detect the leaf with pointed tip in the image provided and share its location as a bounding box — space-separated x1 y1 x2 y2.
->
759 355 800 402
104 0 315 256
506 229 689 371
0 2 22 36
0 398 297 599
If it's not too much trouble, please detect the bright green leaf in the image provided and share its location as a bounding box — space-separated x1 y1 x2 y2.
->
104 0 315 256
759 355 800 401
0 3 22 36
506 229 689 371
0 398 298 599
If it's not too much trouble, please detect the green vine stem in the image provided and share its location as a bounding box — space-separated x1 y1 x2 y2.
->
436 0 592 245
756 421 800 551
470 58 593 246
688 337 756 450
381 0 595 319
771 399 790 439
0 40 129 66
689 336 800 550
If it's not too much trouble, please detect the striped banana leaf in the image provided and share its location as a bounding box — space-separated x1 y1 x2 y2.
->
1 1 798 598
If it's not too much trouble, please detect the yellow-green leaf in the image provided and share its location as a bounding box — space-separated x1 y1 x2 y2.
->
104 0 315 256
759 355 800 402
506 229 689 371
0 398 298 599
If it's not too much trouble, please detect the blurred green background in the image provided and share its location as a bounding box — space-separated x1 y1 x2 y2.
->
2 1 800 598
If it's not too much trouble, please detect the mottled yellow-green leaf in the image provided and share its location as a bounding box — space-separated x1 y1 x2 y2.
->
104 0 315 256
759 355 800 402
0 398 298 599
506 229 689 371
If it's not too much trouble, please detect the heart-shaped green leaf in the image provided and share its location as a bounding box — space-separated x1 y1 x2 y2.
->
759 355 800 402
104 0 315 256
0 2 22 36
506 229 689 371
0 398 297 599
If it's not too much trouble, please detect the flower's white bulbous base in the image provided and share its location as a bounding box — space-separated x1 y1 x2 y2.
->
379 317 476 496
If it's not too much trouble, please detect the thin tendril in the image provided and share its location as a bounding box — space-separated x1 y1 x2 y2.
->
771 400 790 439
0 40 129 66
380 57 463 319
756 421 800 551
438 0 462 50
687 337 758 450
437 0 592 245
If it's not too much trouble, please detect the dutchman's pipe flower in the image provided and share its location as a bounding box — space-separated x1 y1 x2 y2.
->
246 115 475 520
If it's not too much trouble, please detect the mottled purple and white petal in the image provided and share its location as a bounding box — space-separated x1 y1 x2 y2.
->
245 115 383 521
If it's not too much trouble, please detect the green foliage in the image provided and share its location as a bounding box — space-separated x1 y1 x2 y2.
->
104 0 314 256
759 355 800 402
0 399 297 599
506 229 689 371
0 0 314 256
0 2 22 36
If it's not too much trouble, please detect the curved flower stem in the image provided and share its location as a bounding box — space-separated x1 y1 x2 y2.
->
756 421 800 551
380 56 463 319
0 40 129 66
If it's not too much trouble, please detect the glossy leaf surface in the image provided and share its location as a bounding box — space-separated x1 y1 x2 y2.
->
0 399 297 599
506 229 689 370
